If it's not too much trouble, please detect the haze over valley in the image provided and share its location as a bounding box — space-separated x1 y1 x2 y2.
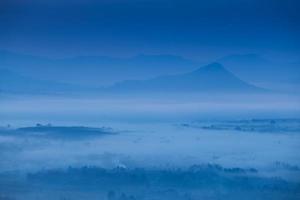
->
1 0 299 199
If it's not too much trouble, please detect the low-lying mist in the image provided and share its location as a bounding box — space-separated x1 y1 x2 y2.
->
1 93 299 126
0 93 300 200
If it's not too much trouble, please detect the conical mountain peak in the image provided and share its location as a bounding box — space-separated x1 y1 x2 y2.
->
195 62 226 72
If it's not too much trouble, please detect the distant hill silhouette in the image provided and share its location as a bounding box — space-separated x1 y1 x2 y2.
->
0 63 265 95
218 54 300 92
0 51 198 86
0 69 85 94
1 51 298 92
106 63 264 94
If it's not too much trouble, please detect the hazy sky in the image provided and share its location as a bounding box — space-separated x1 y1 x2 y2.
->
0 0 299 60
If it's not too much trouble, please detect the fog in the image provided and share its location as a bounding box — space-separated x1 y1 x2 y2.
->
1 123 300 174
1 93 299 125
1 94 300 200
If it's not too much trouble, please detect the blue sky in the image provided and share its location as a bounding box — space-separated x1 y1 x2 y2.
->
1 0 299 60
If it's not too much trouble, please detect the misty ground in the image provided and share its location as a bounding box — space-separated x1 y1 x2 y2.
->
0 95 300 200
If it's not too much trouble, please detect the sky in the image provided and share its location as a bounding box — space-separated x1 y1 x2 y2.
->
0 0 299 60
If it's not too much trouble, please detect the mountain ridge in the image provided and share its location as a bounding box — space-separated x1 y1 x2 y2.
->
106 63 264 94
0 69 87 94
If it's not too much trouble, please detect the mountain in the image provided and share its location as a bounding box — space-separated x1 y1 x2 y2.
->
0 51 199 86
0 69 87 94
0 64 266 95
217 54 300 92
2 50 298 92
105 63 264 94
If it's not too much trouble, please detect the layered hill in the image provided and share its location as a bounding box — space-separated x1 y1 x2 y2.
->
106 63 264 94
